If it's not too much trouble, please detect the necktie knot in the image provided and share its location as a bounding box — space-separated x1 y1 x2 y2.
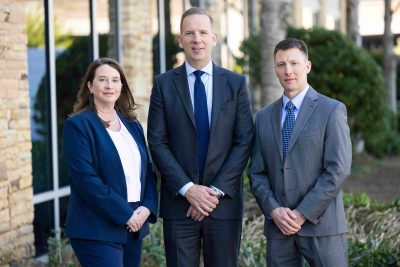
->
194 70 205 79
286 101 295 112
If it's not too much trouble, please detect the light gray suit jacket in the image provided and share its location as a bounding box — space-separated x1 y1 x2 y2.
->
248 87 352 239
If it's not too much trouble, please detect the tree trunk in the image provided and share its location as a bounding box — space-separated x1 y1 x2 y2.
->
383 0 397 114
346 0 361 47
260 0 292 107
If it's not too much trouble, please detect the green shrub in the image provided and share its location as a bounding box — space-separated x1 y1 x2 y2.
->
142 222 166 267
346 193 400 266
47 230 79 267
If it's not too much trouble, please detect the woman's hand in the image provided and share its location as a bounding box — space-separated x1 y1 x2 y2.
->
126 206 151 232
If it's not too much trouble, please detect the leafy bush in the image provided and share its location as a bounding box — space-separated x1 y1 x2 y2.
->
47 231 78 267
142 222 166 267
345 193 400 266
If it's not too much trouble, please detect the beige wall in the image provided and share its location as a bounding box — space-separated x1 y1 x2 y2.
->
0 0 35 265
120 0 154 132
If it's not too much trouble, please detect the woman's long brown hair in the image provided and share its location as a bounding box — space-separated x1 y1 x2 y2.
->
72 58 137 125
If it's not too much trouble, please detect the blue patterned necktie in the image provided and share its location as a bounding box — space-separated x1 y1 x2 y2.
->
282 101 295 160
193 70 209 181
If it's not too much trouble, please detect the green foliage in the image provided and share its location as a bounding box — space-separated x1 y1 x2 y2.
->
236 34 262 85
26 11 73 48
349 240 400 267
142 222 166 267
345 193 400 266
239 216 266 266
343 192 372 208
47 230 79 267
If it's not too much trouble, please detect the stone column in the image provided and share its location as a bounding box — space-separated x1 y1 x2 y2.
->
0 0 35 264
120 0 154 132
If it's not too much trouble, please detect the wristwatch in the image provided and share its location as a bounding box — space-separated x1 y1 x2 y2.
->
210 186 224 198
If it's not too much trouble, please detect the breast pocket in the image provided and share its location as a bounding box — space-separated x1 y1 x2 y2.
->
221 101 236 110
301 130 320 137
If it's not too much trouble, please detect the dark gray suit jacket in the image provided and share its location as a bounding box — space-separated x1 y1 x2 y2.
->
148 63 254 220
248 87 352 239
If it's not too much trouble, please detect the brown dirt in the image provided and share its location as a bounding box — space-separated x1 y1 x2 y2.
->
343 153 400 203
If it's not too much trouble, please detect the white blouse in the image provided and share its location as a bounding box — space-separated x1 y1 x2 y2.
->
106 117 142 202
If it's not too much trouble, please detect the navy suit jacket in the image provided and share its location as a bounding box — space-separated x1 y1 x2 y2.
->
63 109 158 243
148 63 254 220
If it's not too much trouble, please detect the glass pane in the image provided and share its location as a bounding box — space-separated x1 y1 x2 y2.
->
54 0 91 188
99 0 116 59
33 200 55 256
59 195 70 231
27 0 53 194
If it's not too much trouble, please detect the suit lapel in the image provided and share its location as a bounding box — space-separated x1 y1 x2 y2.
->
271 99 284 161
172 64 196 128
209 64 227 135
286 87 319 156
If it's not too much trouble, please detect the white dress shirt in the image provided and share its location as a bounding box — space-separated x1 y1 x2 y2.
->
107 117 142 202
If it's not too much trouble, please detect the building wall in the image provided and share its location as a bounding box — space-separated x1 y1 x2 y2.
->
0 0 35 265
120 0 154 131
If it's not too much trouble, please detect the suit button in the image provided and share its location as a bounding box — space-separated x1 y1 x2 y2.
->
192 145 197 149
281 191 285 196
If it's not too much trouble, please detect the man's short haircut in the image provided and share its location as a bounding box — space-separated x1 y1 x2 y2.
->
273 38 308 59
180 7 214 32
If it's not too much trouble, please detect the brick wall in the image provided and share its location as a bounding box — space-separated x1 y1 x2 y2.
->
0 0 35 264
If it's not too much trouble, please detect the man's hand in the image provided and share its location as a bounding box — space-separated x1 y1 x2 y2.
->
185 185 219 216
292 209 306 226
126 206 151 232
270 207 301 235
186 205 205 221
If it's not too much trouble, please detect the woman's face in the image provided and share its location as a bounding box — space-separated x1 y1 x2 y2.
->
88 64 122 109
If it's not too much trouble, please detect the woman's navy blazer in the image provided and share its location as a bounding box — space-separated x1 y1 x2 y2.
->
63 109 158 243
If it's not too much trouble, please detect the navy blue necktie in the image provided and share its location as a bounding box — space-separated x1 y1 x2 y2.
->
282 101 295 160
193 70 209 181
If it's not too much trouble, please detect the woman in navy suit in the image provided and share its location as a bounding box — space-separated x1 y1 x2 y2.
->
63 58 158 267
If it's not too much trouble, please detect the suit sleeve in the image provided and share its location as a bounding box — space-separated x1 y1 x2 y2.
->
210 76 254 197
63 119 133 226
248 113 280 215
136 123 158 223
297 103 352 224
147 77 193 196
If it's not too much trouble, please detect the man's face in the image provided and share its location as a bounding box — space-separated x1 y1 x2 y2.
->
179 14 217 69
274 48 311 98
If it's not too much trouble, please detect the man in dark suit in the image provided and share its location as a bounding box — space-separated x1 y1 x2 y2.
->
248 38 352 266
147 7 254 267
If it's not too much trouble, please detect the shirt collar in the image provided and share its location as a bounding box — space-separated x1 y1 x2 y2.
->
185 60 213 77
282 84 310 110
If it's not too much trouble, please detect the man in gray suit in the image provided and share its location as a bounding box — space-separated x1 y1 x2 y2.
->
248 38 352 266
148 7 254 267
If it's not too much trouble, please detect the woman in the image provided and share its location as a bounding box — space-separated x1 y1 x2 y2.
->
63 58 158 267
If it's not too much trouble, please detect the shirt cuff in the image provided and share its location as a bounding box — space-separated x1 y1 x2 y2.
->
178 182 194 196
